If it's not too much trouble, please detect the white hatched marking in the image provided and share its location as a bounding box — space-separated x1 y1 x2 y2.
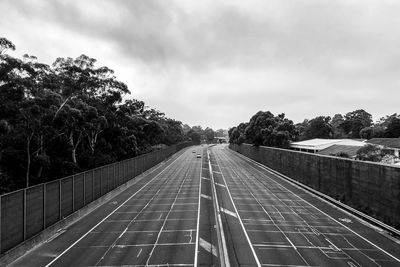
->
220 207 237 218
201 194 212 200
199 238 218 258
215 182 226 188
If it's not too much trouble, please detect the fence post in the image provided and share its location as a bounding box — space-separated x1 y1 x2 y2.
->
23 188 26 241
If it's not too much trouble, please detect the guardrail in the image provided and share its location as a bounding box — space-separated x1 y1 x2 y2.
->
0 142 194 255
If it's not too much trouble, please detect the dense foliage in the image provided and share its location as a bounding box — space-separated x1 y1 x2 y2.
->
0 38 210 193
229 109 400 148
229 111 297 148
296 110 400 141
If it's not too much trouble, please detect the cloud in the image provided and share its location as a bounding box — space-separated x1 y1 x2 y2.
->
1 0 400 128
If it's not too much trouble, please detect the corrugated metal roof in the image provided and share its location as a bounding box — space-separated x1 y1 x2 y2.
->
367 138 400 149
317 145 362 158
290 139 365 151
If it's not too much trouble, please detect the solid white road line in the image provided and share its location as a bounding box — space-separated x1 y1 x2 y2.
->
231 149 400 263
145 168 191 265
194 149 203 267
212 150 261 267
208 150 231 267
44 150 190 267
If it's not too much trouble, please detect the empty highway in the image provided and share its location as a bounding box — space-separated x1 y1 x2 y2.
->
9 145 400 266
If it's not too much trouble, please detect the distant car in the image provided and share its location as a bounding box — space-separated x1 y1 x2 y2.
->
192 151 196 153
196 154 202 158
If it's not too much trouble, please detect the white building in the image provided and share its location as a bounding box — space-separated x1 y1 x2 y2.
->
290 139 366 153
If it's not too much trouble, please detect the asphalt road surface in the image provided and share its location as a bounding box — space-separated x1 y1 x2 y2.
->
9 144 400 267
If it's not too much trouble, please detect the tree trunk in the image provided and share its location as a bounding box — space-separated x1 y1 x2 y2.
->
70 131 82 165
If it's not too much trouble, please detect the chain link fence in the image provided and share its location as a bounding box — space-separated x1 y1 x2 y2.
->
0 142 194 254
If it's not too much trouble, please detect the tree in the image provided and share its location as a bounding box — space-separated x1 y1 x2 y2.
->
215 129 226 138
228 122 248 144
330 114 346 138
0 37 15 54
161 119 184 145
53 98 86 166
385 116 400 138
340 109 372 138
295 119 309 141
302 116 332 140
0 37 193 193
187 130 201 143
204 127 215 143
356 144 384 162
359 127 373 139
243 111 297 148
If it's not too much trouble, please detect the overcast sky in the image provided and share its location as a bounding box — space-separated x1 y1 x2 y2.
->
1 0 400 129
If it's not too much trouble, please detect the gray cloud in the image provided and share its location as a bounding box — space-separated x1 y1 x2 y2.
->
1 0 400 128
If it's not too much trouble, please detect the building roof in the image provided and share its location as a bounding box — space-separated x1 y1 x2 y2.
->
366 138 400 149
290 138 366 151
317 145 362 158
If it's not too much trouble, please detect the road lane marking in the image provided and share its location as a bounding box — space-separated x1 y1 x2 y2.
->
215 182 226 188
199 238 218 258
220 207 237 218
201 194 211 200
116 242 196 247
145 168 191 265
231 149 400 263
217 150 307 266
211 150 261 267
105 218 197 222
137 248 142 258
201 176 211 181
44 149 191 267
189 229 193 243
285 236 297 250
325 238 340 251
208 150 231 267
194 150 203 267
96 165 188 266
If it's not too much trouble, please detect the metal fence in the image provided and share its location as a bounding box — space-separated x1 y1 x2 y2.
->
0 142 193 254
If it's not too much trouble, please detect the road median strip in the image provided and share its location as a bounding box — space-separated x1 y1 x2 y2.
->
207 149 230 267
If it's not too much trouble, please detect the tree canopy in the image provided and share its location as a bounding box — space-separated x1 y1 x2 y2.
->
229 111 297 148
0 37 206 193
230 109 400 149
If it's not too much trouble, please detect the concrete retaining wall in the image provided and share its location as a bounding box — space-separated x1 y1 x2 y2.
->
230 143 400 228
